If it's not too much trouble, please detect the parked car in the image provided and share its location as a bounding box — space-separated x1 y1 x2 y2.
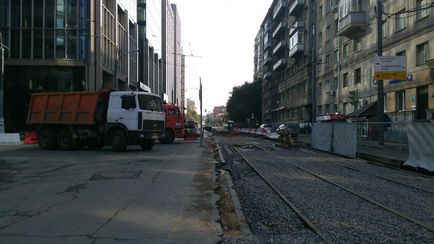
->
259 123 273 134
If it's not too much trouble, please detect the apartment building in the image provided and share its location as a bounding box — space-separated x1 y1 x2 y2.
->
0 0 138 132
258 0 313 124
256 0 434 124
316 0 434 122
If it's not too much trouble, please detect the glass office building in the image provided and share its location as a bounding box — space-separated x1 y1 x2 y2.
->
0 0 139 132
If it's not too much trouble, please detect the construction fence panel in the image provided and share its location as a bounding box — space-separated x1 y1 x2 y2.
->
311 123 332 152
403 122 434 173
333 123 357 158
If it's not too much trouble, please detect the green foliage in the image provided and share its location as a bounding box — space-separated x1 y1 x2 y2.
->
226 79 262 125
186 108 200 122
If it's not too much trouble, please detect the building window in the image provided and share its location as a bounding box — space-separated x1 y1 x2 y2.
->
382 20 388 39
326 25 331 42
396 50 406 56
325 54 330 68
319 32 323 46
354 38 362 51
384 94 387 112
343 72 349 87
343 43 349 58
395 9 406 32
343 102 349 115
333 77 338 90
396 50 406 68
319 5 323 19
56 30 66 59
416 42 429 66
417 0 429 20
335 19 339 33
335 49 339 63
396 90 405 111
354 68 361 84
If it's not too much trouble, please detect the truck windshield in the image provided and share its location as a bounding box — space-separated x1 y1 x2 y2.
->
138 95 163 112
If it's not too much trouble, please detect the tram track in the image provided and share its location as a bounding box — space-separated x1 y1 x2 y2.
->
226 144 332 244
222 144 434 243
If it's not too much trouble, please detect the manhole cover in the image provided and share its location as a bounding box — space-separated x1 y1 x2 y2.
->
90 169 142 181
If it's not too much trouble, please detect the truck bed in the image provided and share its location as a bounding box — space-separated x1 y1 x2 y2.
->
27 90 109 125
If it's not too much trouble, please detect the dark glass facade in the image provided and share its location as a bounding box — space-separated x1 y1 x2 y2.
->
0 0 89 132
0 0 87 60
4 66 85 132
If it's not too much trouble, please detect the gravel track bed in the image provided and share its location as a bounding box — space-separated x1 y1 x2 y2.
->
296 148 434 192
270 148 434 227
220 146 321 243
240 148 434 243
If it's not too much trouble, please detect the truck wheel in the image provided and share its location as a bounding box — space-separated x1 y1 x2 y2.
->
140 139 155 151
38 128 56 149
111 130 127 152
57 129 74 150
160 129 174 144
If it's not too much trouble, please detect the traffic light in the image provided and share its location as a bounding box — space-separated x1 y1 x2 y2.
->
349 90 358 106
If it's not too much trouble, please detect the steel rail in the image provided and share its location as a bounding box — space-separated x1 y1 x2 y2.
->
252 143 434 194
340 165 434 195
228 144 332 244
252 145 434 234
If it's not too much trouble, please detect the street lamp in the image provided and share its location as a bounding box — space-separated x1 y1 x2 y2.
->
113 47 139 90
0 33 10 133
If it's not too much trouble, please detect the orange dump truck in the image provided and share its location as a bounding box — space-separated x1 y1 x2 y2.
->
27 89 165 152
159 103 185 143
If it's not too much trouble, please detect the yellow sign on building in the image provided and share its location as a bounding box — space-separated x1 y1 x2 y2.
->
374 71 407 80
374 56 407 80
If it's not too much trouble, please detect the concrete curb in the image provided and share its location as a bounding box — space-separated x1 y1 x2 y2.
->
216 144 225 164
0 133 21 144
224 171 252 235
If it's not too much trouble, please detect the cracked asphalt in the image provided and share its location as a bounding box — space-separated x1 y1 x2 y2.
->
0 139 222 244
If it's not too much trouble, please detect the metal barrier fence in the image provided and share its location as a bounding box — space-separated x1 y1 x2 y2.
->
239 122 434 170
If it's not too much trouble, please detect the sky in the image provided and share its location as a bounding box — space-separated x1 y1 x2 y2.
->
170 0 273 113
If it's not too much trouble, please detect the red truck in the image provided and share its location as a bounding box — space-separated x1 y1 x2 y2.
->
159 103 185 144
26 89 165 152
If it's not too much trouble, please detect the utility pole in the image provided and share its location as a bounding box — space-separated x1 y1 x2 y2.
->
311 0 317 123
199 78 203 146
376 0 385 145
0 33 5 133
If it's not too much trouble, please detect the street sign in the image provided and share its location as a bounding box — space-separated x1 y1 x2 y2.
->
374 56 407 80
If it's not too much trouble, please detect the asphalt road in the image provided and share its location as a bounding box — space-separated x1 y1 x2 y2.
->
0 139 222 244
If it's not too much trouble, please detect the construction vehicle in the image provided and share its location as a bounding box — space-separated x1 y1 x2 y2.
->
26 89 165 152
159 103 185 143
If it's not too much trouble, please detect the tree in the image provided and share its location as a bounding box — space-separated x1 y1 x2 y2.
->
226 79 262 126
186 108 200 122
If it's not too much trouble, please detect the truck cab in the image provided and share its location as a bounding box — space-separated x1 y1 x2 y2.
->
106 91 165 149
160 103 185 144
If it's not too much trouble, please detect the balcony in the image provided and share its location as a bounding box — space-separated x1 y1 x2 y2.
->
289 21 304 36
337 12 367 38
264 72 273 80
289 0 305 16
272 21 287 38
273 58 287 71
273 40 286 55
264 39 273 50
273 0 285 20
264 56 272 65
289 43 304 58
